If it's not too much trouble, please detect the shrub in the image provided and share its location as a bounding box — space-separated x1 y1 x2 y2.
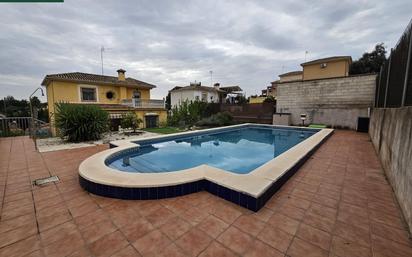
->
0 129 25 137
263 95 276 104
55 103 108 142
167 100 219 127
121 112 142 132
159 120 168 128
196 112 234 127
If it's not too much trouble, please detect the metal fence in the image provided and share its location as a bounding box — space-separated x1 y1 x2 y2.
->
0 117 51 138
376 19 412 107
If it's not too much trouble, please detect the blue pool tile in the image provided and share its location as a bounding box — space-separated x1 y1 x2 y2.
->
140 188 149 199
175 185 183 197
148 187 158 199
247 196 258 211
208 182 218 195
131 188 140 199
158 186 166 198
219 186 231 201
239 195 248 209
182 183 190 195
230 191 240 205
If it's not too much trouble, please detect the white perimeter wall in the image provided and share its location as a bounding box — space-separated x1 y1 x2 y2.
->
171 89 219 107
171 90 194 107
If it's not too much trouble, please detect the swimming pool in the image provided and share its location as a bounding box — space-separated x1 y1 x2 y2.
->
79 124 333 211
107 127 317 174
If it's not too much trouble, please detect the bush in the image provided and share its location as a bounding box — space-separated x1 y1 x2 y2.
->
263 95 276 104
55 103 109 142
121 112 142 132
196 112 234 127
167 100 218 127
0 129 25 137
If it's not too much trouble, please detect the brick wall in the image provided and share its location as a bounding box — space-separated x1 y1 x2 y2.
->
276 74 376 129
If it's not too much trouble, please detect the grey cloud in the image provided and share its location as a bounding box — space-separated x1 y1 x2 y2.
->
0 0 411 100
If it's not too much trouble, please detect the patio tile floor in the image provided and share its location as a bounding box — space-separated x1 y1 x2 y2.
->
1 131 412 257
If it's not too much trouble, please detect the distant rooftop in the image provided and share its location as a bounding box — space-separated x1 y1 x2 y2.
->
170 84 225 93
41 72 156 89
220 85 242 93
278 71 303 77
170 83 242 93
301 56 352 66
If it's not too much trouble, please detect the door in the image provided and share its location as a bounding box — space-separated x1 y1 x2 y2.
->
145 115 158 128
132 90 141 107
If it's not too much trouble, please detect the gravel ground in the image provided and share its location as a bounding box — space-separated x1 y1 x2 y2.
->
36 130 160 152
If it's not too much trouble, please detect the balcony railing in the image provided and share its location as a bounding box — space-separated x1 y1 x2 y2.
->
121 99 165 109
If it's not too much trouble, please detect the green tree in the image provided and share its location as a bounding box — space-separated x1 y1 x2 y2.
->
0 96 30 117
350 43 387 75
121 112 143 133
167 100 216 127
165 92 171 110
0 96 48 122
263 95 276 104
235 94 248 104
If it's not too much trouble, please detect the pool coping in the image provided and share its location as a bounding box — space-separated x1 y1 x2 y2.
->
79 123 333 211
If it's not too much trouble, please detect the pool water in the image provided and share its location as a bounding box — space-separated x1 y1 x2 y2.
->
107 127 317 174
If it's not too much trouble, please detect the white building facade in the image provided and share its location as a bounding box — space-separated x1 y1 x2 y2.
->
170 83 222 107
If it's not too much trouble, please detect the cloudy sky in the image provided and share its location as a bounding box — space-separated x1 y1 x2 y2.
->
0 0 411 101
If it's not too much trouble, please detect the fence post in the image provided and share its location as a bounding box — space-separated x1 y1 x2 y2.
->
401 30 412 106
384 49 393 108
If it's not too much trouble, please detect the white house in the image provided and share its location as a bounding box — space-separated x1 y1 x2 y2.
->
170 82 224 107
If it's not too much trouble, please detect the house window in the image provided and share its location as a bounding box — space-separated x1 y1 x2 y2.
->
133 90 141 99
106 91 115 100
201 92 207 102
81 88 96 101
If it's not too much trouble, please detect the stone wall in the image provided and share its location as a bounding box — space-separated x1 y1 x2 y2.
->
221 103 274 124
369 107 412 233
276 74 376 129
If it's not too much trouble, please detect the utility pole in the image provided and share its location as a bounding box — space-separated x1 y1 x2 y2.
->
209 70 213 86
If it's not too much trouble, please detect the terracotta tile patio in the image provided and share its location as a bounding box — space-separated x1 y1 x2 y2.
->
0 131 411 257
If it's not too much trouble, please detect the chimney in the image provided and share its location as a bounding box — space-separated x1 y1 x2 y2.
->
117 69 126 81
190 81 201 87
214 83 220 89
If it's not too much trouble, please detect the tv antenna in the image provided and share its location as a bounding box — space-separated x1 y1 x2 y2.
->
100 46 112 75
305 51 309 62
